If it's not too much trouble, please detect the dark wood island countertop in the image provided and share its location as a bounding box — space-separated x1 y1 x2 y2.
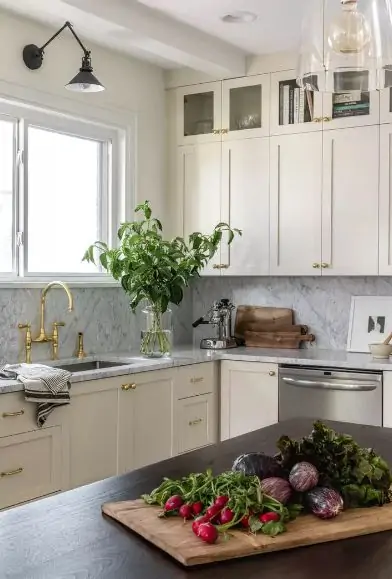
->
2 418 392 579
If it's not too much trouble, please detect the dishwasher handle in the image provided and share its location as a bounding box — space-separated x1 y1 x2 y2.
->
281 376 378 392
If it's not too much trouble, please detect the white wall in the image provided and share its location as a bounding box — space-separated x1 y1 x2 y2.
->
0 9 166 220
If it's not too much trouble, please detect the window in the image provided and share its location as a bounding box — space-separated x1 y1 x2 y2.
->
0 100 124 281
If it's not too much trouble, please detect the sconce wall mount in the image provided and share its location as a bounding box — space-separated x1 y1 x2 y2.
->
22 21 105 92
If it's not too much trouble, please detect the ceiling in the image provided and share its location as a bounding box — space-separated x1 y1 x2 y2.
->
0 0 315 74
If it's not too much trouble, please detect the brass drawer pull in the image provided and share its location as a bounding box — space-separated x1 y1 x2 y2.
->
1 467 23 478
189 418 203 426
312 263 320 269
2 410 25 418
190 377 204 384
321 262 330 269
121 383 136 391
213 264 230 270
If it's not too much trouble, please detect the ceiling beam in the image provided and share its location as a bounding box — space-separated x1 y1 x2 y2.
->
63 0 247 76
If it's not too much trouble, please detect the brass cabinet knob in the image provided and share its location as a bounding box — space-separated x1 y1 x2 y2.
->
212 129 220 135
312 263 321 269
321 262 330 269
269 371 276 377
122 383 136 391
323 116 332 122
220 128 229 134
312 117 322 123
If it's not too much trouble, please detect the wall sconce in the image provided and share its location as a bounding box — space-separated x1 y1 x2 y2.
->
23 21 105 93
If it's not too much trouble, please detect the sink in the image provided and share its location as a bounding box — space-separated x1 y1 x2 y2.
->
58 360 132 373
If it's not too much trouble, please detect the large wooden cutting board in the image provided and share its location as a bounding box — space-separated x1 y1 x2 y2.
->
102 499 392 567
234 306 294 341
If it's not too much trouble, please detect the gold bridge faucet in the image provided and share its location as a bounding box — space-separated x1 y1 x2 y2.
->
18 281 74 363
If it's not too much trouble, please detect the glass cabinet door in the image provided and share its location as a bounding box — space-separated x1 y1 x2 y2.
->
270 70 323 136
222 74 270 139
176 82 222 145
323 71 380 129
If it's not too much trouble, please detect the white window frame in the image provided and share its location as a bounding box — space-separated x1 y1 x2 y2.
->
0 98 131 286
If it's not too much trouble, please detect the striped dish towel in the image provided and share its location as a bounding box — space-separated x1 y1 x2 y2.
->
0 363 71 427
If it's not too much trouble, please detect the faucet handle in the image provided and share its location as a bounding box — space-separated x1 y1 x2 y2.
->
51 322 65 361
53 322 65 328
18 323 32 364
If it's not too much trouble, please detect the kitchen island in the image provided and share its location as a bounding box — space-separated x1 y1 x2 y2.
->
1 418 392 579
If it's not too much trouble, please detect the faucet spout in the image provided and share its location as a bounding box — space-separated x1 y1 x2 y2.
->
34 281 74 342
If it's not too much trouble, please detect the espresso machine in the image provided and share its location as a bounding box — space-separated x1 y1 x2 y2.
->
192 299 238 350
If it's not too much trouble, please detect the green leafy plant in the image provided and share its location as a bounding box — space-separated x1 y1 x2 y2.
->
83 201 241 356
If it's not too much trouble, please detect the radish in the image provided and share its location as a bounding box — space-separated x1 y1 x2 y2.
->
219 507 234 525
164 495 183 513
214 495 229 509
192 515 209 535
241 514 251 528
191 501 203 516
197 522 218 544
205 504 220 521
259 512 280 523
179 504 193 520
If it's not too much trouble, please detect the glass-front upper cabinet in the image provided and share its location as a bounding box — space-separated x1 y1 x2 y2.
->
176 82 222 145
221 74 270 140
270 70 323 136
323 71 379 129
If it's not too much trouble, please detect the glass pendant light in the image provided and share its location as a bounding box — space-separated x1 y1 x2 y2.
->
297 0 392 92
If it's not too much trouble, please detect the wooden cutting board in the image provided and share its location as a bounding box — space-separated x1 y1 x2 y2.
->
234 306 294 340
244 331 315 349
102 499 392 567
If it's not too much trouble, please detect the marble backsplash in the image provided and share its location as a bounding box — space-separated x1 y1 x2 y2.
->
0 287 192 364
192 277 392 350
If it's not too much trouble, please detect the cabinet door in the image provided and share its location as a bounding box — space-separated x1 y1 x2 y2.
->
179 143 222 275
176 82 222 145
270 70 323 136
270 132 323 275
69 377 119 488
379 124 392 274
118 370 174 473
376 87 392 125
220 138 270 275
0 428 62 509
222 74 270 140
173 394 217 455
220 361 278 441
323 89 379 130
321 126 379 275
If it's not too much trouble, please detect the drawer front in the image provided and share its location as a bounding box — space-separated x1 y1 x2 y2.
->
0 392 66 437
174 393 217 455
174 363 217 399
0 427 62 509
0 392 37 437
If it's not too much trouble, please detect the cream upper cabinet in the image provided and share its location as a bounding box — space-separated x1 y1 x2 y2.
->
322 89 379 130
118 369 174 473
69 376 119 489
179 143 222 275
270 70 323 136
270 132 323 275
220 138 270 276
220 361 278 441
321 126 379 276
377 87 391 125
379 124 392 274
221 75 270 140
176 82 222 146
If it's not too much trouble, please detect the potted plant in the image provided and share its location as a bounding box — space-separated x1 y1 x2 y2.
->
83 201 241 358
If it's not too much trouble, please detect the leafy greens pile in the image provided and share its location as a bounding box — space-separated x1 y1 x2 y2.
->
276 421 392 508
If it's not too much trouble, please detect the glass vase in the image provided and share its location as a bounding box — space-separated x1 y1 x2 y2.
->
140 303 173 358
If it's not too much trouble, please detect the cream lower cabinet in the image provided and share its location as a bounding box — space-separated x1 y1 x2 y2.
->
220 361 279 441
69 376 119 489
118 369 174 473
383 372 392 427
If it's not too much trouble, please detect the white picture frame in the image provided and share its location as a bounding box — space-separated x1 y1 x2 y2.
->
347 296 392 352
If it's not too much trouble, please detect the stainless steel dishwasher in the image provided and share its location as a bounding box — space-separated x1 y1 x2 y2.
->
279 366 383 426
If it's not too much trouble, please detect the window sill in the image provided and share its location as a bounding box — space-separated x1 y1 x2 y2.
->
0 278 121 289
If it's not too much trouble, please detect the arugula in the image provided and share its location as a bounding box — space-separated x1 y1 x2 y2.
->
276 421 392 508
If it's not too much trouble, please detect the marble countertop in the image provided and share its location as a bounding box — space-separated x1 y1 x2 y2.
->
1 346 392 395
